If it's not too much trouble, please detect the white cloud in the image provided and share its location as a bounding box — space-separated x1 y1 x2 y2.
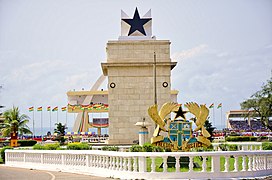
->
171 44 208 60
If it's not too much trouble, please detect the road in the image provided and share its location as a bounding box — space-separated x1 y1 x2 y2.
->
0 165 110 180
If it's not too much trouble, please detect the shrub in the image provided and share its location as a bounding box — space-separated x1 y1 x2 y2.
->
67 143 90 150
102 146 119 151
130 145 143 152
262 142 272 150
1 146 13 162
227 144 238 151
152 146 164 152
142 143 153 152
18 140 37 147
226 136 257 142
44 143 60 150
33 144 47 150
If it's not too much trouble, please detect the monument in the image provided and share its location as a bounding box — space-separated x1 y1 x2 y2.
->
101 8 177 144
67 8 178 144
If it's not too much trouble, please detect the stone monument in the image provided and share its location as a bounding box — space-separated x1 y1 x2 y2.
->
101 8 177 144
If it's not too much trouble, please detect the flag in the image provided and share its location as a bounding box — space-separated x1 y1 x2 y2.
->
47 106 51 111
61 106 67 111
37 106 42 111
29 106 34 112
217 103 222 109
209 103 214 108
52 106 58 111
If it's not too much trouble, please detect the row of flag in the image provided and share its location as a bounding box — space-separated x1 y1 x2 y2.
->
208 103 222 109
29 106 67 112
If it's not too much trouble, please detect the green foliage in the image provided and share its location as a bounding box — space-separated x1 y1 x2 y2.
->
152 146 164 152
66 143 91 150
33 143 60 150
225 136 257 142
33 144 46 150
240 76 272 130
0 106 32 137
228 144 238 151
142 143 153 152
54 123 67 144
130 145 143 152
262 142 272 150
204 118 216 142
18 140 37 147
101 146 119 151
0 146 13 162
44 143 60 150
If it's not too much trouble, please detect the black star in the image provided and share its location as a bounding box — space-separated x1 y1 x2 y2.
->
174 106 188 120
122 8 151 36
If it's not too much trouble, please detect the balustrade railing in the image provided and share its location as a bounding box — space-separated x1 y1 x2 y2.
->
5 150 272 179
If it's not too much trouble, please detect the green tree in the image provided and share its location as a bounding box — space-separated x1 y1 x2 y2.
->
54 123 67 144
204 117 216 142
240 76 272 130
0 106 32 137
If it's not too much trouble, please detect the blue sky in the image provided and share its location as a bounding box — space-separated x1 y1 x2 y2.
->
0 0 271 132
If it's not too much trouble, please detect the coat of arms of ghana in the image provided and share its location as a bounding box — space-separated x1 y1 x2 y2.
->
148 102 211 151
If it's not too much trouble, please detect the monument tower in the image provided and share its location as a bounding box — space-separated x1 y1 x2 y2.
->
101 8 177 144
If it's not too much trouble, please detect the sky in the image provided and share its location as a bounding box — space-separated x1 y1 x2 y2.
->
0 0 271 133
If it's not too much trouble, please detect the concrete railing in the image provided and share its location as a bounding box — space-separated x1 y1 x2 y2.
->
5 149 272 179
213 142 263 151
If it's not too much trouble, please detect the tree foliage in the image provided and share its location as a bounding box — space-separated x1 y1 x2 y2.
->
54 123 67 144
0 106 32 137
240 76 272 130
204 118 216 142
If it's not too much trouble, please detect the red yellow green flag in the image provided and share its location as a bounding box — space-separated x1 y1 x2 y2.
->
47 106 51 111
209 103 214 108
61 106 67 111
217 103 222 109
29 106 34 112
37 106 42 111
52 106 58 111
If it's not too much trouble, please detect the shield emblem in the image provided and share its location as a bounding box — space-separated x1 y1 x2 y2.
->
168 120 192 148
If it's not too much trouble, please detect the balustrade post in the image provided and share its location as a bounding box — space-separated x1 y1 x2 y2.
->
151 157 156 173
61 154 65 165
248 155 252 171
123 157 127 171
212 155 220 173
116 156 119 170
119 157 123 171
242 156 246 171
23 153 26 163
41 153 44 164
162 156 168 173
202 156 207 172
128 157 132 171
138 156 147 172
264 155 267 170
105 156 109 169
86 155 89 167
133 157 137 172
234 156 239 172
175 156 180 172
189 156 194 172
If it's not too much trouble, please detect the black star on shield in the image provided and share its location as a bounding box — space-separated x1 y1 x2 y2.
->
122 8 151 36
174 105 188 120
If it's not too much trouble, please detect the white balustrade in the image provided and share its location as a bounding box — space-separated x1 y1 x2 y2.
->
5 150 272 179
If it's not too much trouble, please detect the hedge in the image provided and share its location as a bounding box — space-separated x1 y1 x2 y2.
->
0 146 13 162
66 143 91 150
225 136 257 142
262 142 272 150
130 143 164 152
101 146 119 151
18 140 37 147
33 143 60 150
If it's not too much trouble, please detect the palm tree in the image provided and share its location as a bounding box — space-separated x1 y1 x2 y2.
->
54 123 67 144
0 106 32 137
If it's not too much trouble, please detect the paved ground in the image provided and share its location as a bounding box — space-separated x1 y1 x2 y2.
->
0 165 110 180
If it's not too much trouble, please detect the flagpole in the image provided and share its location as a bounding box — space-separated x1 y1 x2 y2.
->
41 109 43 140
213 107 215 127
221 105 223 129
33 109 35 139
57 109 59 123
153 52 157 105
65 109 67 126
50 109 52 134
